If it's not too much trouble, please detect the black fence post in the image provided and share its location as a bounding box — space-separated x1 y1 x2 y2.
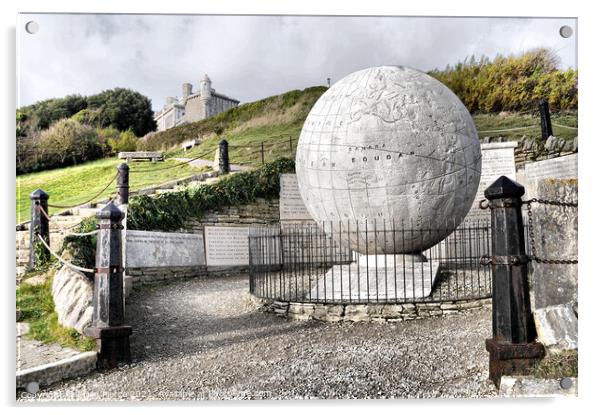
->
29 189 50 269
218 139 230 175
84 201 132 369
261 142 265 165
538 99 553 141
483 176 544 387
116 163 129 205
289 135 293 155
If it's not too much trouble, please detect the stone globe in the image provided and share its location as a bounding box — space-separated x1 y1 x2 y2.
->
295 66 481 254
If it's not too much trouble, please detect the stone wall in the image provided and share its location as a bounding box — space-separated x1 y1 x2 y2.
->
483 135 577 170
258 297 492 322
183 198 280 230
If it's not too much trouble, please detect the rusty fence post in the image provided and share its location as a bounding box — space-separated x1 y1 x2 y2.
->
218 139 230 175
29 189 50 269
539 99 553 141
483 176 544 387
84 201 132 369
116 163 129 205
261 142 265 165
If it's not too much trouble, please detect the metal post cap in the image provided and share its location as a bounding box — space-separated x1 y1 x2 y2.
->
484 176 525 200
117 162 130 171
219 139 228 146
97 201 125 221
30 189 49 200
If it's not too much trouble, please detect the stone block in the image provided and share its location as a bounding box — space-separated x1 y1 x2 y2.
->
52 266 93 334
499 376 577 397
533 304 578 353
343 305 369 322
381 304 403 318
529 178 578 309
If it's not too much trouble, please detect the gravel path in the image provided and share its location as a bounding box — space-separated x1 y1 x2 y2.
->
25 274 498 401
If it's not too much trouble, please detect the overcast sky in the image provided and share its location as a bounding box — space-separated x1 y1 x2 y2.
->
17 14 577 111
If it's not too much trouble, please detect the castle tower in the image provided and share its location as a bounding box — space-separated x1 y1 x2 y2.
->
182 82 192 100
200 74 212 118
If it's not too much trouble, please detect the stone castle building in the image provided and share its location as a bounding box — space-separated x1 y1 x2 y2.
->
154 74 240 131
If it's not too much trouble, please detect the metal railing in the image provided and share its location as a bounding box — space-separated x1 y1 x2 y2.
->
249 220 495 304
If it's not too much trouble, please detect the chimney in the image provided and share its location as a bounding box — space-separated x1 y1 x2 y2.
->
182 82 192 99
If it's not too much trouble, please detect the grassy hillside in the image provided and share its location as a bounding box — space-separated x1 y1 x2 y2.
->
141 86 327 152
17 83 577 222
16 158 206 222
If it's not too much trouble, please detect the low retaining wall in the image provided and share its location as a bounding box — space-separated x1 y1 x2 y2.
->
257 297 492 322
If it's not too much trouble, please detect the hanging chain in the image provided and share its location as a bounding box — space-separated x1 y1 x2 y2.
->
524 198 578 264
479 197 578 265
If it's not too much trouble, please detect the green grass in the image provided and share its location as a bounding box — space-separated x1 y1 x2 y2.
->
529 350 578 379
17 108 578 222
167 123 300 168
17 272 96 352
473 112 578 141
16 157 208 222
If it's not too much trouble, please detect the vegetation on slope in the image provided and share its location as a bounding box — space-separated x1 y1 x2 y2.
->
17 88 156 174
127 158 295 232
140 86 327 151
17 273 96 352
16 157 206 222
429 48 577 113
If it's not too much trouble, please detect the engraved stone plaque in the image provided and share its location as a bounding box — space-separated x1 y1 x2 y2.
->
467 141 518 220
204 226 250 266
125 230 205 268
279 174 314 221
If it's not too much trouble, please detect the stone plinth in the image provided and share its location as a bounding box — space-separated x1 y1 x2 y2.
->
308 255 440 302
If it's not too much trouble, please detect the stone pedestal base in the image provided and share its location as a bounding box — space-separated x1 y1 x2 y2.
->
308 255 440 302
85 325 132 369
485 338 545 388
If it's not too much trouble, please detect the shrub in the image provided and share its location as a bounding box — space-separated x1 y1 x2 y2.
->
127 157 295 231
106 129 138 153
429 48 577 113
61 216 98 272
37 119 104 168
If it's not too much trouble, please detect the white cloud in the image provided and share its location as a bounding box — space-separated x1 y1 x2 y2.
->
17 14 577 110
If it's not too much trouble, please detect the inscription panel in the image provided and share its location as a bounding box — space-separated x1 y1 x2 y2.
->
279 174 314 221
524 154 577 198
204 226 249 266
125 230 204 268
467 142 517 220
525 154 577 182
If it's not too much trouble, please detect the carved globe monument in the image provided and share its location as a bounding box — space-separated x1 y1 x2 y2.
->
296 66 481 255
295 66 481 300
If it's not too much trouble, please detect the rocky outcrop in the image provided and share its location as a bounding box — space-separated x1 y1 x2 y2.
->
51 266 93 334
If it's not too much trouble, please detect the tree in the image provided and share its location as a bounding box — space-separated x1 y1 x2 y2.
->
106 129 138 153
87 88 157 136
38 119 103 167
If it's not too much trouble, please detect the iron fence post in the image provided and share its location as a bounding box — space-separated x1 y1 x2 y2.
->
289 135 293 155
116 163 129 205
218 139 230 175
261 142 265 165
84 201 132 369
484 176 544 387
538 99 553 141
29 189 49 269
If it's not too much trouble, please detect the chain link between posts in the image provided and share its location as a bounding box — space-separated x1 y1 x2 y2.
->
35 233 95 273
478 197 578 264
47 172 118 209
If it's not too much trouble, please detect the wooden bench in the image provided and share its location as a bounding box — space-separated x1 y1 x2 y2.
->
118 151 164 162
